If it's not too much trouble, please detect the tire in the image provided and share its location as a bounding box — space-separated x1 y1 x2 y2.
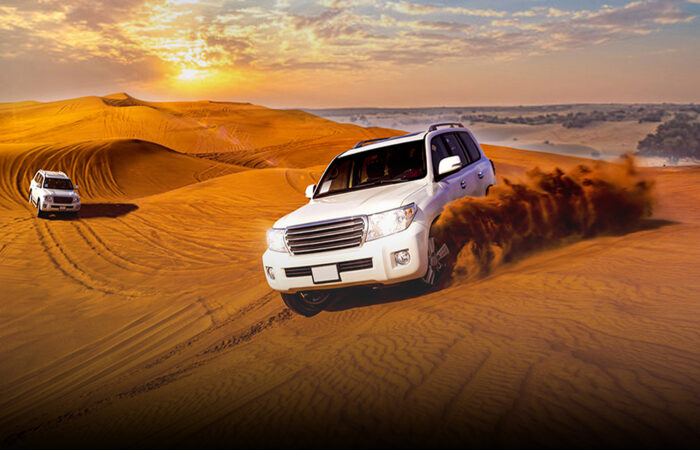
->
36 199 45 219
281 291 333 317
419 230 451 289
28 190 32 204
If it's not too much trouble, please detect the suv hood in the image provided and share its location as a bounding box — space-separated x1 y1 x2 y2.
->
44 189 78 197
275 180 426 228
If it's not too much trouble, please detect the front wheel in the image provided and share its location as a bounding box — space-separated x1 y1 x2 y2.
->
36 199 45 219
281 291 334 317
420 235 450 289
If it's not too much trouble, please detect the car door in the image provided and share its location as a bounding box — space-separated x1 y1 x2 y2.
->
33 174 43 204
457 131 491 197
429 133 468 202
438 132 475 199
30 174 38 202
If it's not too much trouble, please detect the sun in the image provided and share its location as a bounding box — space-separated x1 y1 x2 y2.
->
177 68 204 81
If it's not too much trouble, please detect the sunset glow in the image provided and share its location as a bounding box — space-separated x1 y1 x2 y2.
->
0 0 698 107
177 68 206 81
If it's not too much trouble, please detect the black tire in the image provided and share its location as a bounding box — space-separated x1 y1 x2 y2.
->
36 200 45 219
281 291 333 317
419 228 451 290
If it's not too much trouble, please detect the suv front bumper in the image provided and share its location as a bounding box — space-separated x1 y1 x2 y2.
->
262 222 429 293
40 200 81 212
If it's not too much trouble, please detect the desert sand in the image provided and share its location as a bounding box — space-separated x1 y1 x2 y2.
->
0 95 698 448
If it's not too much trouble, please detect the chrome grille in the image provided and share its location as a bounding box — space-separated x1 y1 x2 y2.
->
53 196 73 204
285 217 366 255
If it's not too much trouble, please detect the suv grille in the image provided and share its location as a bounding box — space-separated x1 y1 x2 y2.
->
285 217 366 255
53 196 73 204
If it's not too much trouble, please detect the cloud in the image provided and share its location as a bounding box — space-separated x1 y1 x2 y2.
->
0 0 695 100
384 1 436 15
384 1 506 17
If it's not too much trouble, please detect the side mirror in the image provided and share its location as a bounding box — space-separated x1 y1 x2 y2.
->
438 155 462 176
305 184 316 199
74 185 79 190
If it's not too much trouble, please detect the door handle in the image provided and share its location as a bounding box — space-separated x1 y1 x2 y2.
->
477 171 484 179
460 180 466 189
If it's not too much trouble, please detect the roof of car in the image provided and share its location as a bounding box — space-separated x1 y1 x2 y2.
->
340 123 469 157
39 170 69 179
339 132 426 158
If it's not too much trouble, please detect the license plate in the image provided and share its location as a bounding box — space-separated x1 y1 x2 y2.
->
311 264 340 283
59 206 66 210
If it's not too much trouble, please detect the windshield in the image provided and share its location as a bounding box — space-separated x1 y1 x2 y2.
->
315 140 426 198
44 177 74 190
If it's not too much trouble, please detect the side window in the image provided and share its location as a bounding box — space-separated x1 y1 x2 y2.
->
38 175 44 187
458 132 482 163
431 133 467 178
430 136 451 177
318 158 353 194
442 133 469 165
34 174 40 183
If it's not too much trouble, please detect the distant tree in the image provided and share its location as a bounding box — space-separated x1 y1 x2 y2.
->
638 110 665 123
637 114 700 163
563 112 593 128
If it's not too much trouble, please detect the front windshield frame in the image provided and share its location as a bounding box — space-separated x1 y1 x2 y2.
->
314 140 427 199
44 177 74 190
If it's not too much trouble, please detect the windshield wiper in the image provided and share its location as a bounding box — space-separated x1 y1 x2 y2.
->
359 178 406 188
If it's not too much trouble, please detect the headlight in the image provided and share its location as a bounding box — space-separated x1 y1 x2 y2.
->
73 196 80 203
366 203 417 241
44 196 52 202
266 228 288 253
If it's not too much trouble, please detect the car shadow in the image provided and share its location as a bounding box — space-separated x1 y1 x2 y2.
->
325 281 432 313
324 217 679 313
42 203 139 220
632 218 678 231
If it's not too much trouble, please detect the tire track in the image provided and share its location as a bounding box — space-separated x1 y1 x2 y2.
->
70 221 159 272
1 307 293 447
33 219 139 296
0 303 200 423
122 308 293 398
144 290 278 369
116 217 222 266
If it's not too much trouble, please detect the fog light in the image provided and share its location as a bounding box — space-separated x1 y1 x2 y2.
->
394 249 410 266
265 266 275 280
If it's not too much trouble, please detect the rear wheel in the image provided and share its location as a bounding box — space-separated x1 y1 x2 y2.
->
281 291 333 317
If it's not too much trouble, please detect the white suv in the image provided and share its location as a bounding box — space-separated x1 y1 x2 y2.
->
29 170 81 218
262 123 496 316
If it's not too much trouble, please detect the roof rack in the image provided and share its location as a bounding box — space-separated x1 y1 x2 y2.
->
352 137 390 149
427 122 464 132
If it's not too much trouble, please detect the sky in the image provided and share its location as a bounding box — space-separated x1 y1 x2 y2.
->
0 0 698 107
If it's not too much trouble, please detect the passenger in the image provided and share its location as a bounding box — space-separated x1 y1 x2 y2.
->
387 149 409 178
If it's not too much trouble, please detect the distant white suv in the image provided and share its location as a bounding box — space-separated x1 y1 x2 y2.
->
262 123 496 316
29 170 81 218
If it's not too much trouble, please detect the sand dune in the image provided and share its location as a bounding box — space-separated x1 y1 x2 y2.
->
0 93 398 168
0 139 240 209
0 95 698 447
